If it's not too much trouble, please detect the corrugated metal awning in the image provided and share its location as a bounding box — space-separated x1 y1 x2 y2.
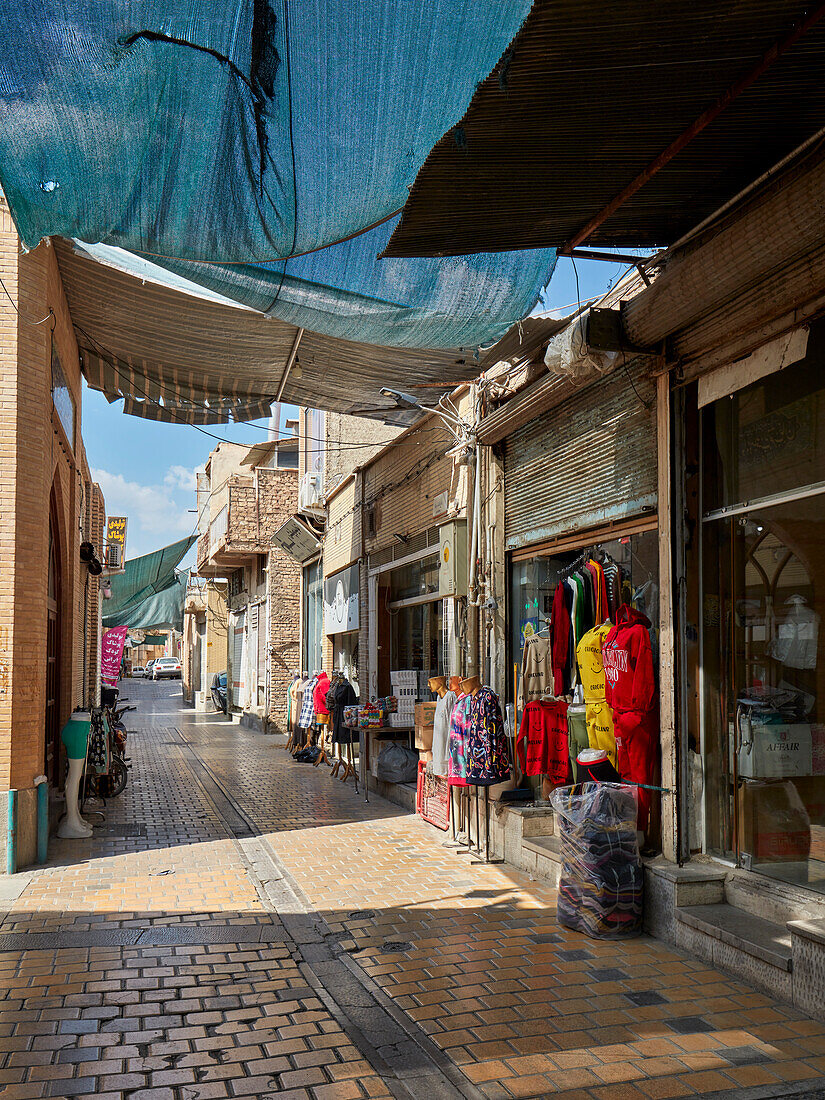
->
385 0 825 257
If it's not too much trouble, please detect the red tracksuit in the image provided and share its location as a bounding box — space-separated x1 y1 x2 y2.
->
517 700 569 785
602 606 658 832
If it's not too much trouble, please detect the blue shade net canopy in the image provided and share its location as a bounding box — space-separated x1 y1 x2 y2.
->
0 0 534 262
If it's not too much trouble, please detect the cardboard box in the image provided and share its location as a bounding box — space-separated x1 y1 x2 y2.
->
414 726 433 751
415 702 437 725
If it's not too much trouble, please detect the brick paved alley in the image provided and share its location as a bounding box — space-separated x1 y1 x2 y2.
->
1 682 825 1100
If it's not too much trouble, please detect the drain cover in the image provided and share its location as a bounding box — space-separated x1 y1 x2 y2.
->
348 909 377 921
380 940 413 954
92 823 147 837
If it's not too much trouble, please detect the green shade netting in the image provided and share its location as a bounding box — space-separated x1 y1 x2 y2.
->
104 571 188 631
104 536 194 620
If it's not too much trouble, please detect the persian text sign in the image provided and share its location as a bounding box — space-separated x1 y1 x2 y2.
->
101 626 128 685
105 516 127 569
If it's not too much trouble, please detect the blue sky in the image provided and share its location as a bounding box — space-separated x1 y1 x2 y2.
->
81 253 635 564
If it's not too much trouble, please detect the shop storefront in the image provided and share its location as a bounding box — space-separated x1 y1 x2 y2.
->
324 562 360 691
501 360 663 841
697 333 825 893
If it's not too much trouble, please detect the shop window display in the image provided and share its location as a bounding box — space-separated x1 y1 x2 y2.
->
508 531 660 831
701 353 825 892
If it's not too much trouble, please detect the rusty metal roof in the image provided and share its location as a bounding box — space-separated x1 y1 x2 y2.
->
384 0 825 257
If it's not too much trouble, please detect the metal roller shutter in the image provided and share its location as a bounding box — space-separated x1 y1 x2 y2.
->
504 361 657 550
230 611 245 707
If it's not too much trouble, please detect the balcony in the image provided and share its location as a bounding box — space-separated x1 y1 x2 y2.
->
196 469 298 576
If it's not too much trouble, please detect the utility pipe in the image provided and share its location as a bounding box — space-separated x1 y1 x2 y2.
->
35 776 48 864
6 789 16 875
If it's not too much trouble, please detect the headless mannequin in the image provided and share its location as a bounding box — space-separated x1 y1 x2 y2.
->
428 675 448 698
460 675 481 696
449 675 463 693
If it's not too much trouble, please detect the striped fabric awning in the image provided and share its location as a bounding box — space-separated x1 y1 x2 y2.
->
55 238 489 425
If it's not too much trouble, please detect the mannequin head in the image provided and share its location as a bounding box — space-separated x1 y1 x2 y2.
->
428 675 448 697
460 675 481 696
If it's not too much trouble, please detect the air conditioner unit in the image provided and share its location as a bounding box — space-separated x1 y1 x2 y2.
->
298 471 325 515
439 520 467 597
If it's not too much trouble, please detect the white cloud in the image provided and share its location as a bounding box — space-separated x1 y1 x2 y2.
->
164 464 201 492
91 467 194 557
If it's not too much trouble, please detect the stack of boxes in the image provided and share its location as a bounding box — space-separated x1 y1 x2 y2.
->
389 670 417 728
414 701 437 762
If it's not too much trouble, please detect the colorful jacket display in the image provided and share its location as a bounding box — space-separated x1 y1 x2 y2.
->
447 693 471 786
466 687 511 785
602 606 656 713
517 700 569 785
312 672 331 716
431 688 457 777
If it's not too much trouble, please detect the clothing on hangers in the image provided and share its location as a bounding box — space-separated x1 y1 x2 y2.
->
327 677 358 744
551 582 570 694
517 633 552 711
312 672 331 717
298 675 318 729
603 605 658 831
517 699 568 784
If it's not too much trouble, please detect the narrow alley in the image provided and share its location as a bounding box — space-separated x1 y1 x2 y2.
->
0 684 824 1100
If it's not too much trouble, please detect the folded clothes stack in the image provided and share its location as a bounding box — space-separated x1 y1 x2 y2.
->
551 782 643 939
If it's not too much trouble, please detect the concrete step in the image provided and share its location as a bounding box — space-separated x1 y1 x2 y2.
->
522 835 562 886
676 902 792 972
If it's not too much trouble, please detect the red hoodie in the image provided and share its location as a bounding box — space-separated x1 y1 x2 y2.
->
517 700 569 783
602 605 655 712
312 672 331 716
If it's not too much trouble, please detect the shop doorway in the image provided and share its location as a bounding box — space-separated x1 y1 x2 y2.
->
700 350 825 892
45 503 62 785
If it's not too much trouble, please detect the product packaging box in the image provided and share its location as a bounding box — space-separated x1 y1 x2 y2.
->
738 779 811 864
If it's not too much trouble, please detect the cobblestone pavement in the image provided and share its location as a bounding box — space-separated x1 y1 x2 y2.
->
1 682 825 1100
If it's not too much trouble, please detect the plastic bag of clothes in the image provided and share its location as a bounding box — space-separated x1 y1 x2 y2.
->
550 782 643 938
376 743 419 785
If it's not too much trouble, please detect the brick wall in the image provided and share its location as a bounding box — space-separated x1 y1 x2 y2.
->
0 212 100 797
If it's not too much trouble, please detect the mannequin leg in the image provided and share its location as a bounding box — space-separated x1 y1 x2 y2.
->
58 758 93 839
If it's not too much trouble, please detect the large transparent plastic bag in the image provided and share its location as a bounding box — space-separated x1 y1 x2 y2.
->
550 782 644 939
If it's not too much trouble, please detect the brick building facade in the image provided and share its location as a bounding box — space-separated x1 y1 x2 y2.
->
0 201 106 870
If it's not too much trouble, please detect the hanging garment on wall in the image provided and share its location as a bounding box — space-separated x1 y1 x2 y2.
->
517 700 569 784
447 693 472 786
565 577 579 685
603 605 658 831
603 560 622 621
577 622 613 701
299 676 319 729
466 687 511 785
313 672 331 717
602 606 656 713
431 689 458 777
328 678 358 745
567 705 589 780
586 702 617 768
517 634 552 711
551 582 570 695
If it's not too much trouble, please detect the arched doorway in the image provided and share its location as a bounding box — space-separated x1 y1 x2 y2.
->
45 498 62 786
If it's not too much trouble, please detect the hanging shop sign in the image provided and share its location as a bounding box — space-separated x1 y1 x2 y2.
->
272 516 321 563
105 515 128 570
101 625 128 685
324 564 359 634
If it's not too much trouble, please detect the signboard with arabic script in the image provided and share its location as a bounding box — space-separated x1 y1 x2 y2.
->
105 516 127 570
101 625 128 686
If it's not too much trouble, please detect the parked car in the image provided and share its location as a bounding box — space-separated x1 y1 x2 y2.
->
131 666 145 678
152 657 182 680
145 660 157 677
211 671 227 713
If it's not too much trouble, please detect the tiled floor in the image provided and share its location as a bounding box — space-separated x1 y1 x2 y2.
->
1 681 824 1099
